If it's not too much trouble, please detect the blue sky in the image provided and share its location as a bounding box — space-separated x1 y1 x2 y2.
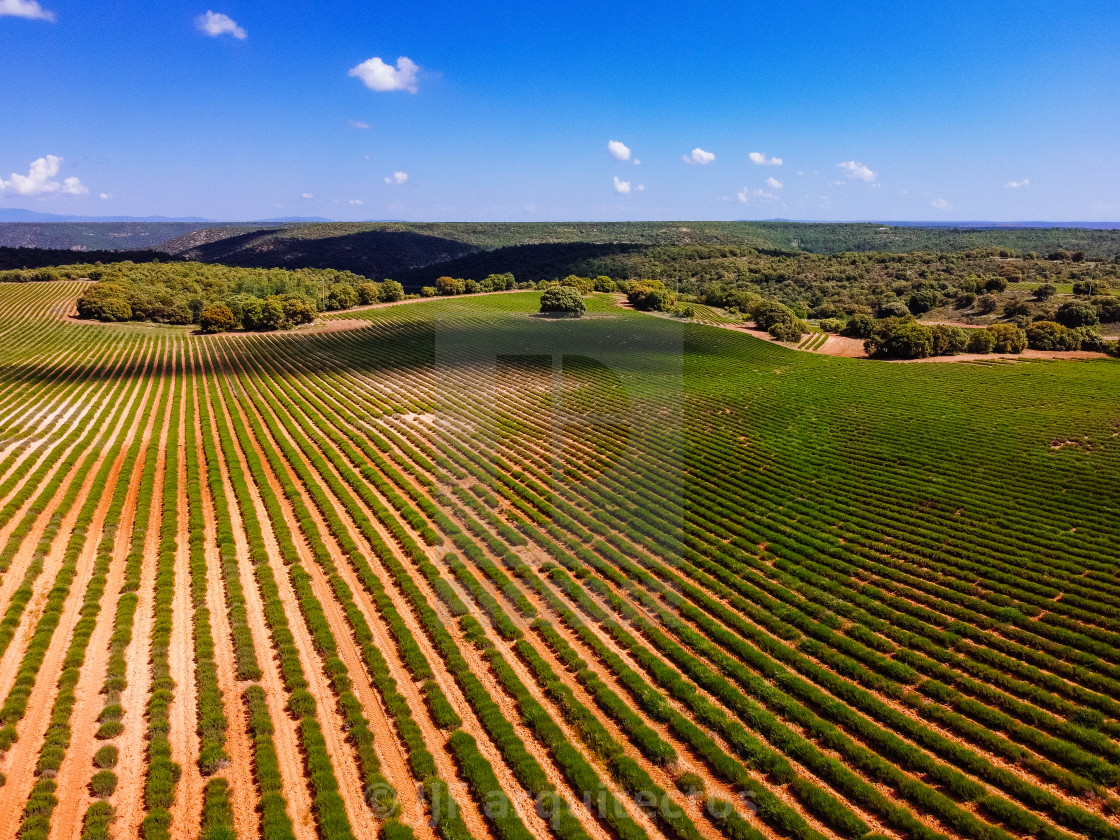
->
1 0 1117 222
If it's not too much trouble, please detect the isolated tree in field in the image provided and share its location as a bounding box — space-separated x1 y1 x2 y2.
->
199 304 236 333
987 323 1027 353
769 321 805 342
1032 283 1057 301
379 280 405 302
539 286 585 317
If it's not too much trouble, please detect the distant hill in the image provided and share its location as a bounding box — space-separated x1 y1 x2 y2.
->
5 219 1120 290
159 221 1120 287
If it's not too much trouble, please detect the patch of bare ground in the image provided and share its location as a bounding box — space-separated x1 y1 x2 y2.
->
211 346 380 840
48 360 167 840
0 350 153 839
193 359 260 840
200 344 317 840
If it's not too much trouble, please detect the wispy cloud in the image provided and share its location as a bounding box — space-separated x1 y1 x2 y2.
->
0 155 87 196
737 187 778 203
349 199 364 205
301 192 313 199
613 176 631 194
1004 179 1030 189
748 152 782 166
349 56 420 92
683 147 715 165
766 176 783 189
196 11 246 39
384 171 408 185
348 120 371 130
837 160 877 182
930 197 952 211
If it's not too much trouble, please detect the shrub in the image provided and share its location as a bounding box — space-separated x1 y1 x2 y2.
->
593 275 616 292
1025 321 1080 351
675 772 705 797
1073 279 1109 295
539 287 586 317
819 318 844 333
93 745 119 769
1032 283 1057 301
90 771 118 799
1092 295 1120 322
325 283 359 310
1002 299 1031 318
420 286 438 297
975 294 998 314
930 325 968 356
987 323 1027 353
1056 300 1099 327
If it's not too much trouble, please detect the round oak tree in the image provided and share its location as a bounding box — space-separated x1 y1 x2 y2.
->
539 286 586 317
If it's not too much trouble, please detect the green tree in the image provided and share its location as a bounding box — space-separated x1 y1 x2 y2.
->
987 323 1027 353
357 281 380 305
539 286 586 316
436 276 465 295
864 318 933 359
379 280 405 302
841 313 874 338
1026 321 1080 351
1056 300 1099 327
257 299 285 330
1032 283 1057 301
967 329 996 353
199 304 236 333
326 283 359 310
930 324 968 356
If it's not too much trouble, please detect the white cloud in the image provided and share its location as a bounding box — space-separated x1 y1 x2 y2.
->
0 0 54 20
683 148 715 165
1004 179 1030 189
349 199 364 205
301 192 313 199
766 177 783 189
196 11 246 39
748 152 782 166
349 56 420 93
930 197 952 211
737 187 778 203
348 120 371 130
612 176 631 194
99 192 110 200
837 160 877 182
0 155 87 196
383 171 408 185
607 140 631 161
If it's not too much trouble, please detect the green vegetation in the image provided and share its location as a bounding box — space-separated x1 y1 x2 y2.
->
540 285 586 316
